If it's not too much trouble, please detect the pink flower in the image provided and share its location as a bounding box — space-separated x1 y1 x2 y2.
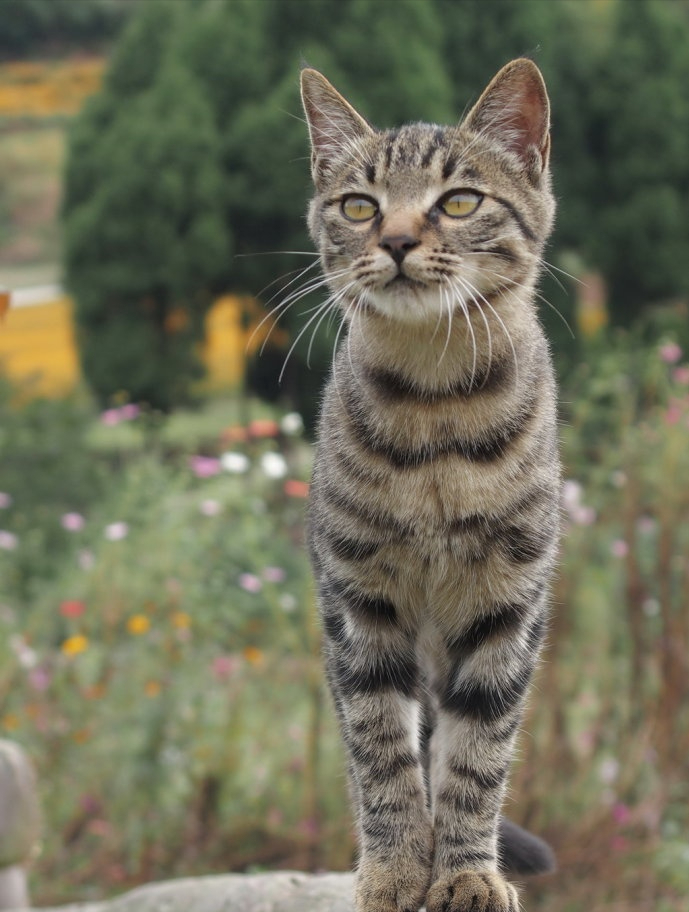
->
238 573 262 593
189 455 222 478
199 499 221 516
0 492 12 509
664 398 684 425
612 803 632 825
673 365 689 385
211 655 240 680
61 512 85 532
263 566 286 583
0 530 18 550
610 539 629 559
100 408 121 426
119 404 140 421
659 342 682 364
29 666 52 692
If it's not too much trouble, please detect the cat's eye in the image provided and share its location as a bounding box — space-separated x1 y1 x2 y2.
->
341 195 378 222
438 190 483 219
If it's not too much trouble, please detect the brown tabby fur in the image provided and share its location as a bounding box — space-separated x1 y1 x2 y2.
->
300 59 560 912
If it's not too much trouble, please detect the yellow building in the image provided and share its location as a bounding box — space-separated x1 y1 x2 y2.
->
0 288 258 398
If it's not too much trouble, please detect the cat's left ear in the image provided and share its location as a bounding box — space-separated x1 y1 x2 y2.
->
464 58 551 183
301 68 374 187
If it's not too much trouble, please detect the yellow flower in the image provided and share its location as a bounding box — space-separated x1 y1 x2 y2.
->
62 634 88 657
171 611 191 630
127 614 151 635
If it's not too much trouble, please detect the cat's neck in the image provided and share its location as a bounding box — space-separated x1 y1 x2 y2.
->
345 285 541 392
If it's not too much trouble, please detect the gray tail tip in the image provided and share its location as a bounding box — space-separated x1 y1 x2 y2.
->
498 817 557 876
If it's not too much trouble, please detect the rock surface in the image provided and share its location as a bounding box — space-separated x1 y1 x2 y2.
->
0 740 41 911
10 872 356 912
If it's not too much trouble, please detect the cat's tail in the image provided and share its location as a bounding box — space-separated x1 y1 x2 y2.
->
498 817 556 876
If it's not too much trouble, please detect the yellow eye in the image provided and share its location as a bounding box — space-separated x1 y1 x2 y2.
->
341 195 378 222
439 191 483 218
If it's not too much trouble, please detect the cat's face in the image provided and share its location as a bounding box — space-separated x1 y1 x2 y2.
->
301 60 555 325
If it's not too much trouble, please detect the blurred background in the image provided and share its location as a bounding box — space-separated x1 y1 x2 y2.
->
0 0 688 909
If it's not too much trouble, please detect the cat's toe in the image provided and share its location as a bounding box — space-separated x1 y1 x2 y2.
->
425 871 519 912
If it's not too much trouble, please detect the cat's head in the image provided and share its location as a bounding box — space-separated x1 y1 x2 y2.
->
301 59 555 325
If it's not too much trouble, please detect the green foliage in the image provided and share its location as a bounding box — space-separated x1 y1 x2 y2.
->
0 0 128 59
63 0 689 413
63 3 230 410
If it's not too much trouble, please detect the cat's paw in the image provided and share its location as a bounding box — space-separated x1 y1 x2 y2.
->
425 871 519 912
355 854 432 912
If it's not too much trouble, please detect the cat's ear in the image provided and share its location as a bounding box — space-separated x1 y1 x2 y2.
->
464 58 551 182
300 68 373 186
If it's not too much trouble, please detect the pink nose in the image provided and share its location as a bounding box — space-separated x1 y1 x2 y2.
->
379 235 420 265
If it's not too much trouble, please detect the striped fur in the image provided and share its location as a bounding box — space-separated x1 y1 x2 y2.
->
301 59 560 912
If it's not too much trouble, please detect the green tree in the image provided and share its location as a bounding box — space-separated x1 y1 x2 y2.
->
587 0 689 318
0 0 128 59
63 2 229 410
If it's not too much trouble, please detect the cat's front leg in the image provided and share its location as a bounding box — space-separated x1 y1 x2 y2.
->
347 688 433 912
321 599 432 912
425 611 546 912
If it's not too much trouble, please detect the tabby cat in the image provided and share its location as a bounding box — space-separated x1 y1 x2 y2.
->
300 59 560 912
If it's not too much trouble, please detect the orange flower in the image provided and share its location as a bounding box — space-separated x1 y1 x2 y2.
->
243 646 264 667
248 419 279 438
284 479 310 498
222 425 249 444
126 614 150 635
62 634 88 656
1 713 19 732
144 680 161 698
0 289 10 320
171 611 191 630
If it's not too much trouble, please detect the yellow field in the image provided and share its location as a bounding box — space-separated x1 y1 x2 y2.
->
0 59 105 118
0 294 259 398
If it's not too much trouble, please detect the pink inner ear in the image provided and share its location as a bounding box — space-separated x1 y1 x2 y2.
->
466 61 550 173
514 86 549 157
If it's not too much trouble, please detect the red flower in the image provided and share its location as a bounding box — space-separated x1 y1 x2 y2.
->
284 479 310 498
60 600 86 618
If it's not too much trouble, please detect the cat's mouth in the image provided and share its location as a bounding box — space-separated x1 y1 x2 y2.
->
384 272 425 290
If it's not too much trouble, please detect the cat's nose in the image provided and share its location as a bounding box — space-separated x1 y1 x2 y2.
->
379 234 420 266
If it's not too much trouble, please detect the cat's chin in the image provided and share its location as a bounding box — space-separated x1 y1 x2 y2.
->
364 285 468 326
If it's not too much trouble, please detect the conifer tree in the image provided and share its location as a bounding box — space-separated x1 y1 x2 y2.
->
63 1 229 409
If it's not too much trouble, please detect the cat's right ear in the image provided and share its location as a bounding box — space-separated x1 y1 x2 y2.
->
300 69 373 187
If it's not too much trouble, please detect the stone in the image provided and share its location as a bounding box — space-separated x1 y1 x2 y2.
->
8 872 356 912
0 740 41 911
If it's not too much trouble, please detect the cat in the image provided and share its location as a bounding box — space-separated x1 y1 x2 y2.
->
300 59 560 912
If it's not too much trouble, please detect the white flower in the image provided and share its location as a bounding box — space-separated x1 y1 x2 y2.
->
280 412 304 436
104 521 129 541
260 452 287 479
221 451 250 474
10 634 37 668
